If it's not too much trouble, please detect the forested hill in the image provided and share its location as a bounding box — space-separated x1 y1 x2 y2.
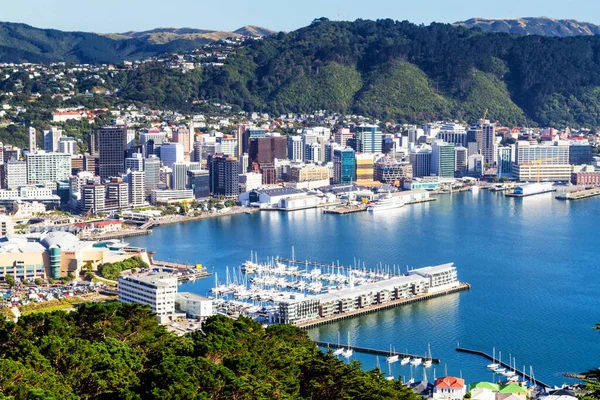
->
454 17 600 37
187 18 600 127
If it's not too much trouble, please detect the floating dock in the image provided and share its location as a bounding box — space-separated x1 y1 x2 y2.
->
455 346 550 388
313 341 440 363
295 283 470 329
556 187 600 200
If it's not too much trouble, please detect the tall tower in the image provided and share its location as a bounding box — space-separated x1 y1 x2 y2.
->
97 127 128 179
481 120 497 166
28 127 37 153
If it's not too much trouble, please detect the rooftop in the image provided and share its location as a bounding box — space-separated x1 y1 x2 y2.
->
177 292 211 302
436 376 465 389
120 273 178 287
408 263 455 276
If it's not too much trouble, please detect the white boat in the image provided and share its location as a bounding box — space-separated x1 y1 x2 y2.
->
386 345 399 364
342 332 353 358
410 357 422 366
469 186 480 193
494 367 506 374
367 195 406 212
424 343 433 368
386 362 394 380
487 347 499 370
333 332 344 356
401 356 411 365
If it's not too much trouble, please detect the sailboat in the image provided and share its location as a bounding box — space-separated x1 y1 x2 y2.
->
424 343 433 368
342 332 353 358
410 356 422 366
493 351 506 374
401 348 411 365
333 332 344 356
386 362 394 380
386 345 399 364
502 356 516 377
487 347 499 370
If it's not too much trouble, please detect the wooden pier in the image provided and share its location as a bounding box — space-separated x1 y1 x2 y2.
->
314 341 440 363
455 346 550 388
556 187 600 200
295 283 470 329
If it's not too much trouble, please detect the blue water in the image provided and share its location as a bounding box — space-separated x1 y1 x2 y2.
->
127 191 600 386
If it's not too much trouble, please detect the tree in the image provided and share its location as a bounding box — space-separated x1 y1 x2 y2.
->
34 278 43 286
4 275 16 288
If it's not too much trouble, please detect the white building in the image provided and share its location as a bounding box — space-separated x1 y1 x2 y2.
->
26 151 71 184
0 215 14 237
239 172 263 192
128 170 146 207
125 153 144 172
434 377 466 400
481 120 498 166
58 137 77 155
4 160 27 189
151 189 194 204
118 273 177 315
175 292 214 321
28 127 37 153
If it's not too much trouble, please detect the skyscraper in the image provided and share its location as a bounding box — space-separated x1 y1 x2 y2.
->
43 128 62 152
356 125 382 153
287 136 303 162
355 153 375 182
125 153 144 172
4 160 27 189
172 162 190 190
160 143 184 168
97 127 128 179
188 169 210 199
431 141 455 178
249 136 287 165
333 148 356 184
28 127 37 153
173 126 194 161
143 155 161 195
106 177 129 210
128 170 146 207
481 120 497 166
58 137 77 155
410 145 432 177
26 152 72 184
209 154 240 197
454 146 468 175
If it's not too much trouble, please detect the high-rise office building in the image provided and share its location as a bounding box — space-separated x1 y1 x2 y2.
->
143 155 161 195
125 153 144 172
26 152 71 183
216 136 237 158
304 143 321 164
241 153 249 173
512 141 571 181
437 124 467 147
569 144 593 165
481 120 497 166
334 128 354 147
128 170 146 207
408 126 425 144
287 136 304 162
172 162 191 190
140 130 167 157
249 136 287 165
356 125 382 153
97 127 128 179
160 143 184 168
43 128 62 152
431 141 455 178
333 148 356 184
355 153 374 182
208 154 240 197
374 158 413 183
173 126 194 161
58 137 77 155
188 169 210 199
28 127 37 153
4 160 27 189
193 140 202 163
81 182 106 214
454 146 468 175
241 127 266 155
88 131 98 156
497 146 512 178
410 145 432 177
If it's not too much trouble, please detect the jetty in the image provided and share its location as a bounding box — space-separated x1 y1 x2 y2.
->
295 283 470 329
323 205 367 214
313 341 440 363
455 346 550 388
151 259 211 282
274 257 405 276
556 187 600 200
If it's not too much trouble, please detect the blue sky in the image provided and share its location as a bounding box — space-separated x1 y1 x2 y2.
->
5 0 600 33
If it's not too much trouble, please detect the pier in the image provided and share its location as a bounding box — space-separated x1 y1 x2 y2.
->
455 346 550 388
556 187 600 200
323 205 367 214
295 283 470 329
151 259 211 282
313 341 440 363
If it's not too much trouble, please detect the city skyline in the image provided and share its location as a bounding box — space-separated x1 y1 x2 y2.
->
3 0 600 33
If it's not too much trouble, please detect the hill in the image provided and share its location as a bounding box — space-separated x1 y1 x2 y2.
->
0 302 422 399
110 25 275 44
454 17 600 37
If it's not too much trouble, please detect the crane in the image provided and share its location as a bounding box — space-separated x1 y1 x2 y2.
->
480 108 488 132
522 157 559 183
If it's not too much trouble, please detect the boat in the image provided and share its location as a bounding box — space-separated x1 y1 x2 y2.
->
401 356 411 365
487 347 499 370
424 343 433 368
386 345 399 364
469 186 480 193
342 332 353 358
386 362 394 380
333 332 344 356
410 357 422 366
367 195 406 212
493 367 506 374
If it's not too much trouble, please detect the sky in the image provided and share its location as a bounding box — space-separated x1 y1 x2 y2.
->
4 0 600 33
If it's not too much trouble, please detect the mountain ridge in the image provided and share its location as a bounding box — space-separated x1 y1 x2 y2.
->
454 17 600 37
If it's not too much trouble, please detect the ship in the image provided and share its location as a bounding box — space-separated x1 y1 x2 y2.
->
367 195 406 212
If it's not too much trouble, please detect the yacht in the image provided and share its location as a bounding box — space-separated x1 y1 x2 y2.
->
367 195 406 212
401 356 411 365
424 344 433 368
410 357 422 366
487 347 500 370
342 332 353 358
386 345 399 364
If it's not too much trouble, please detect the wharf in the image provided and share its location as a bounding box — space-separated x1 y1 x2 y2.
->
313 341 440 363
295 283 470 329
151 259 211 282
455 346 550 388
80 229 151 241
323 205 367 214
405 198 437 205
556 187 600 200
505 189 556 197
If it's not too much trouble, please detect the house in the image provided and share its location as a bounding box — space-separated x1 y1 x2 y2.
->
469 382 499 400
497 384 528 400
433 376 466 400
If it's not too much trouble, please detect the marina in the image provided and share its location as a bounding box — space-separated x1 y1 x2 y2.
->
314 341 441 364
556 186 600 200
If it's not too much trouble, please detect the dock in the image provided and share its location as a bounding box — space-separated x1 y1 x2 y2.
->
313 341 440 363
323 205 368 214
151 259 211 282
274 257 404 276
455 346 550 388
295 283 470 329
556 187 600 200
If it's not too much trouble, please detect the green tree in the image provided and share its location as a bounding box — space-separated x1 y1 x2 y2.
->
4 275 16 288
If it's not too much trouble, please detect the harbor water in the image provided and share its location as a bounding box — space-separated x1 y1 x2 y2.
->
127 190 600 386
